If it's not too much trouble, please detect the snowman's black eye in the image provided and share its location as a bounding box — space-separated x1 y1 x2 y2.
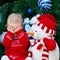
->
35 30 37 32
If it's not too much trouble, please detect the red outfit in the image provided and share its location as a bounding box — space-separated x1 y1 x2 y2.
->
3 29 30 60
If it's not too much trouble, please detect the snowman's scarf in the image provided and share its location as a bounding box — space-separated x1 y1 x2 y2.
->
30 36 54 60
31 36 54 47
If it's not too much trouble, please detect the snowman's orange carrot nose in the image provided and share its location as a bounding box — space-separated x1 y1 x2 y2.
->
26 32 34 36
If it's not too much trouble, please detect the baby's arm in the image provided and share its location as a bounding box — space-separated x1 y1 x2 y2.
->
18 31 30 49
2 31 13 48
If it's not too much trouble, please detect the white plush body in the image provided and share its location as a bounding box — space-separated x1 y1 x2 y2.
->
29 41 59 60
29 25 59 60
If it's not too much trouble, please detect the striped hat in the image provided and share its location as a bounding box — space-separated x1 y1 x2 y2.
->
37 14 57 35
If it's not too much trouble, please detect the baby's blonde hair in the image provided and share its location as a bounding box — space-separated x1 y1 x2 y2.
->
7 13 23 26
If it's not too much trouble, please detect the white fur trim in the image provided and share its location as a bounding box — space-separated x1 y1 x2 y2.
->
44 26 47 32
49 29 52 34
36 14 40 18
53 30 55 35
47 36 54 40
30 16 39 24
38 23 55 35
25 57 32 60
39 23 43 28
1 55 10 60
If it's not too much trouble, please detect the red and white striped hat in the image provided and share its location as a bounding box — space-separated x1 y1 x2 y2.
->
37 14 57 35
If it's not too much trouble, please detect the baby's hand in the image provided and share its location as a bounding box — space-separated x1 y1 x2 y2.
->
7 25 16 33
7 23 22 33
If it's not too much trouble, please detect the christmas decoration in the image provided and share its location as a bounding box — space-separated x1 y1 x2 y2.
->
27 14 59 60
38 0 52 10
23 18 32 38
27 8 33 15
23 18 32 32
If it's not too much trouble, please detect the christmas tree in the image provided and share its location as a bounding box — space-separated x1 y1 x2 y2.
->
0 0 60 59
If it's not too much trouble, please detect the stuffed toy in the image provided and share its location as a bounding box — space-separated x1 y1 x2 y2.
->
30 14 41 25
27 14 59 60
1 13 32 60
23 18 32 38
23 18 32 32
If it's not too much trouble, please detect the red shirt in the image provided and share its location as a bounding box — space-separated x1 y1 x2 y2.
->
3 29 30 57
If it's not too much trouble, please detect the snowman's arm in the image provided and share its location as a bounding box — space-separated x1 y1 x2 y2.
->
2 32 13 48
43 38 56 51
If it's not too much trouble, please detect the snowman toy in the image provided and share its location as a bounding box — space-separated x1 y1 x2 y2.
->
30 14 41 25
27 14 59 60
23 18 32 32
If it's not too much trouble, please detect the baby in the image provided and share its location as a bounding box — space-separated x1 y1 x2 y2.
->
1 13 32 60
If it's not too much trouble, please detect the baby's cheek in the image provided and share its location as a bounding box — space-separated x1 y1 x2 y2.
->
14 25 20 32
7 26 11 30
18 24 22 29
15 25 19 29
10 26 14 29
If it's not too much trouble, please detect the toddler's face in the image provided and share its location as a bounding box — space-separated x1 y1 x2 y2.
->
7 19 22 33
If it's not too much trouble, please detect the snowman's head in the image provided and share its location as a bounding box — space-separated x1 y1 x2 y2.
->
31 25 51 39
30 14 40 25
27 14 57 40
